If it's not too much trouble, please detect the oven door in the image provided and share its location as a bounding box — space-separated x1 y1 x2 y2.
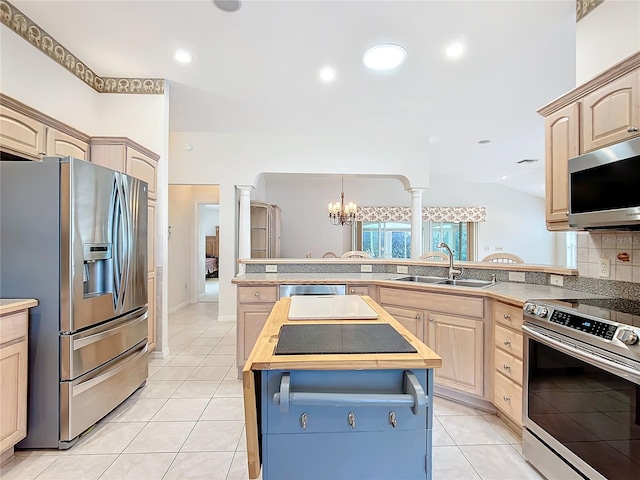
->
523 324 640 480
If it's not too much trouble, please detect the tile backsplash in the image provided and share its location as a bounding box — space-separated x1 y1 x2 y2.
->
577 231 640 283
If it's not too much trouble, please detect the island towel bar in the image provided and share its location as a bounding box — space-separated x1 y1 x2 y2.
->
273 371 427 415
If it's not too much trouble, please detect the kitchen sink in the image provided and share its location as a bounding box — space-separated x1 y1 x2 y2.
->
395 276 493 288
436 279 494 288
395 276 448 284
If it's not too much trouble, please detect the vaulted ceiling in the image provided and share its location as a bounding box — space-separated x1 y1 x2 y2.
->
9 0 578 197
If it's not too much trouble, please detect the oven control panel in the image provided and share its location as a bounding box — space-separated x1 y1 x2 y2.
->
548 310 616 340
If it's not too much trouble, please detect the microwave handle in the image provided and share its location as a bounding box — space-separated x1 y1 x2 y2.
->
523 325 640 385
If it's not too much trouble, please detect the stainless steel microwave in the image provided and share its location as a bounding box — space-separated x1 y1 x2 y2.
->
568 136 640 230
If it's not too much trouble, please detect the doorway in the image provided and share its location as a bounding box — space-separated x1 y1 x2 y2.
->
197 203 220 304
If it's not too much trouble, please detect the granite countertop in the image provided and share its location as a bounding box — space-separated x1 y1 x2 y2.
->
0 299 38 316
233 273 611 305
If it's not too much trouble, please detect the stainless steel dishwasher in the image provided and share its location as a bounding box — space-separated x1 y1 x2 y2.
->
279 284 346 297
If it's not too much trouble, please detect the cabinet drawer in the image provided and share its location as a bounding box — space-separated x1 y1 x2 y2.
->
238 286 278 303
347 285 369 296
494 347 523 385
494 302 523 330
494 371 523 425
495 325 523 359
0 312 28 346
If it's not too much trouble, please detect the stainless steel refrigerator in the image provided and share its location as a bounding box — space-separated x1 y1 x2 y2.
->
0 156 149 449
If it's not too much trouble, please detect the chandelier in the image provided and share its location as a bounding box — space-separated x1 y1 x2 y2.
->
328 177 357 226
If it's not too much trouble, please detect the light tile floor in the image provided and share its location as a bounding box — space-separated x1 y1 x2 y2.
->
0 302 544 480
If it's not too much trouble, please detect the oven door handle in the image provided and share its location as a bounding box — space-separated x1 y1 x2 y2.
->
523 324 640 383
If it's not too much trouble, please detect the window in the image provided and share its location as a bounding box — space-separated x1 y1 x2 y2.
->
361 222 411 258
356 221 476 260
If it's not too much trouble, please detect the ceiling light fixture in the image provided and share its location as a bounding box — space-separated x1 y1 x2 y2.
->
478 139 491 144
212 0 241 12
174 50 193 64
445 42 465 59
328 178 357 226
500 175 508 180
319 67 336 83
362 44 407 70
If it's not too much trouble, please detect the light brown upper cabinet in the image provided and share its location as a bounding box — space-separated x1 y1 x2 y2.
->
539 52 640 232
581 70 640 152
0 96 89 162
544 103 580 230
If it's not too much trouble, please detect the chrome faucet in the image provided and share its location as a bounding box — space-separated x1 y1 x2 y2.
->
437 242 462 280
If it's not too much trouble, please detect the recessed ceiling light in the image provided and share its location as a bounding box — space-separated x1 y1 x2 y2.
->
445 42 465 59
478 139 491 144
500 175 508 180
212 0 241 12
319 67 336 83
362 44 407 70
174 50 193 64
184 143 193 151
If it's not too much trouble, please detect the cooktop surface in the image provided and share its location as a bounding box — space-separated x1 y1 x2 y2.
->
274 324 417 355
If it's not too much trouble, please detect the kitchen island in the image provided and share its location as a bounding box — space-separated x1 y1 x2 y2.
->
242 295 442 480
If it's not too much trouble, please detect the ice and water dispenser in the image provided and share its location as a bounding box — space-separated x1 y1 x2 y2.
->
82 243 112 297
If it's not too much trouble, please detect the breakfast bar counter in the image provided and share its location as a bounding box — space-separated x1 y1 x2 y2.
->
242 295 442 479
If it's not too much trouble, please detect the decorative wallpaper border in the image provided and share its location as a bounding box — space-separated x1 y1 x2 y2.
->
1 0 165 94
356 206 486 223
576 0 604 22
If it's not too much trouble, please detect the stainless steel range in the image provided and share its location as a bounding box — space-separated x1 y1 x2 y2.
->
522 298 640 480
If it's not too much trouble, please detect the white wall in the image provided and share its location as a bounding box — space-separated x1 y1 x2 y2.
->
167 185 219 312
262 175 559 264
202 207 219 236
576 0 640 83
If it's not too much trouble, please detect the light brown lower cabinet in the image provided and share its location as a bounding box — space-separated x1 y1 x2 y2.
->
380 305 425 343
426 313 484 397
236 285 278 376
492 301 525 426
0 310 29 460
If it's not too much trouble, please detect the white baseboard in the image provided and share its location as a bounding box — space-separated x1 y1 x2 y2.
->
149 350 167 360
217 315 236 322
168 302 188 314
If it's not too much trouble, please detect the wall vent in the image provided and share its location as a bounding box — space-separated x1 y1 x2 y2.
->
516 159 539 164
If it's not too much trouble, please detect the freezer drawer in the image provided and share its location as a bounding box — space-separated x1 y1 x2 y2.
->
61 307 148 380
60 341 147 444
261 369 433 480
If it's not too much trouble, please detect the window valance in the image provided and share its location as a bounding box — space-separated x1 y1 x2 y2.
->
355 206 486 223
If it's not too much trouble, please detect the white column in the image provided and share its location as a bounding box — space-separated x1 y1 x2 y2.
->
237 185 254 273
409 189 424 259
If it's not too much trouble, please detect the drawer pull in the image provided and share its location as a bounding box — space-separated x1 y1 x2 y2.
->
628 126 639 132
273 371 427 415
300 412 308 430
348 411 356 429
503 395 510 402
503 314 511 320
389 411 397 428
255 292 260 297
415 314 421 319
503 340 511 346
503 364 511 370
351 289 355 293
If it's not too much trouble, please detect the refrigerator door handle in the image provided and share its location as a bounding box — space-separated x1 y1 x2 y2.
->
119 178 131 310
73 310 148 350
72 343 147 396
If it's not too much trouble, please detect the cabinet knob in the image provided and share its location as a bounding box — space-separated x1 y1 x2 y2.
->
503 314 511 320
627 126 639 132
502 395 510 402
255 292 260 297
348 411 356 429
503 364 511 370
415 314 421 319
350 289 355 293
565 211 569 217
389 411 397 428
503 339 511 346
39 150 46 155
429 317 434 322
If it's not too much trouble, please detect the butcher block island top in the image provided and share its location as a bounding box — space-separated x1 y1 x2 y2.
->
242 296 442 479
